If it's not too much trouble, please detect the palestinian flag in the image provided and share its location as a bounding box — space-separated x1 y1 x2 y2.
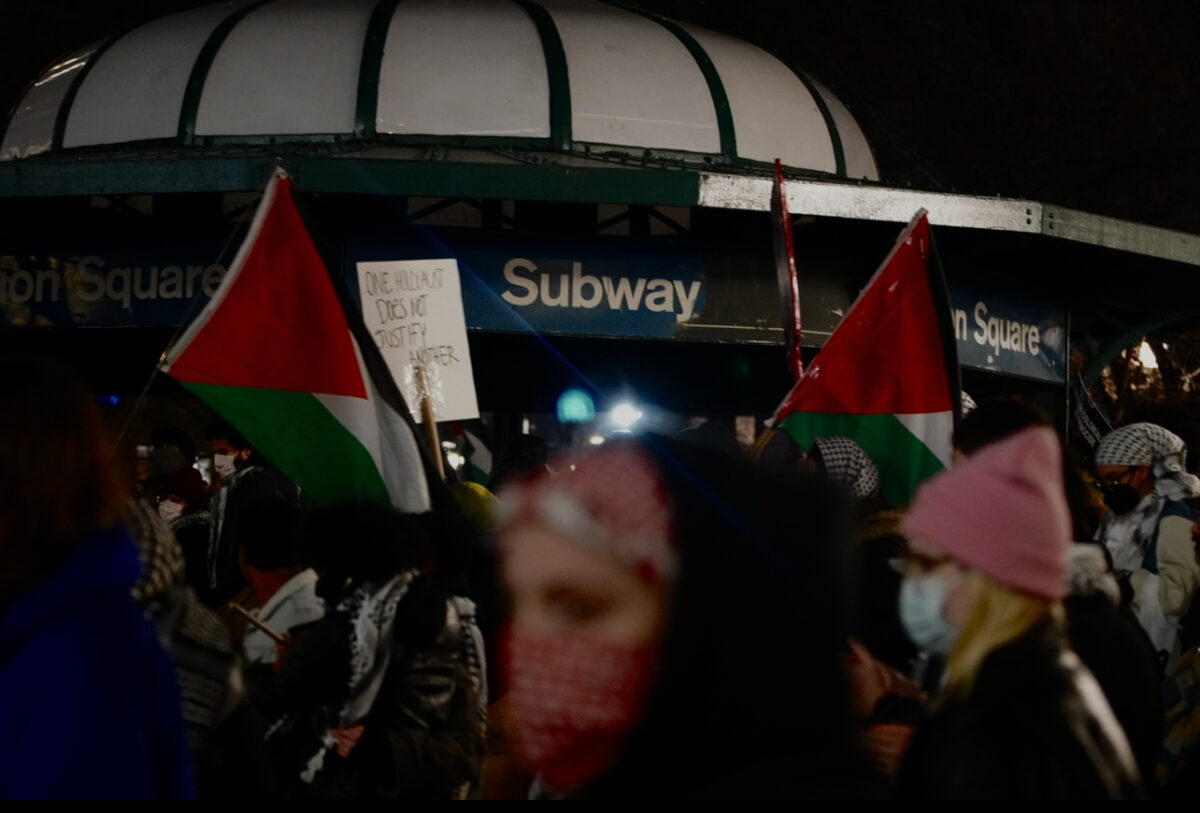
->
449 421 493 486
161 170 431 512
772 210 960 507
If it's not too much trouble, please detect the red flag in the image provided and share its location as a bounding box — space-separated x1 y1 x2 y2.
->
161 170 431 510
772 210 961 506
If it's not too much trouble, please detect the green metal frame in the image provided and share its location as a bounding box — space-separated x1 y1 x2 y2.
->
511 0 572 151
51 36 124 152
354 0 402 139
0 154 703 206
178 0 274 145
790 68 846 178
601 0 737 161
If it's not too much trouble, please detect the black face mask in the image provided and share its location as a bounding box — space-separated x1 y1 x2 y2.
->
1101 482 1141 515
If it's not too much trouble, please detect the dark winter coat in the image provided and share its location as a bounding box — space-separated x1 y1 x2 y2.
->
578 435 880 799
898 619 1143 799
266 575 485 799
1064 575 1162 784
0 527 194 799
856 509 918 673
208 466 298 607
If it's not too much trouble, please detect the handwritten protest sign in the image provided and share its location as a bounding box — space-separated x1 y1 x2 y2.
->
357 259 479 423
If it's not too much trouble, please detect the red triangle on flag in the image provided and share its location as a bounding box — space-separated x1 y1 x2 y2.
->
166 176 368 400
775 212 956 418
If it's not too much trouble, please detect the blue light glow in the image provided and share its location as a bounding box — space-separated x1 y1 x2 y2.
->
556 388 596 423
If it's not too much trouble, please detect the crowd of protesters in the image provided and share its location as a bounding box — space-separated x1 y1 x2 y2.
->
8 354 1200 799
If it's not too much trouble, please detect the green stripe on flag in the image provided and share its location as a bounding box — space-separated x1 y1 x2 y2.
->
460 432 489 486
778 412 945 507
185 383 390 505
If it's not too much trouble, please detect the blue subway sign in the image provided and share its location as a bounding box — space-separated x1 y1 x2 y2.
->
948 284 1067 383
3 224 1066 383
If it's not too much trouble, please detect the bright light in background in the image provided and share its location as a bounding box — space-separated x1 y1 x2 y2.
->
440 440 465 470
588 434 605 446
611 402 643 429
1139 340 1159 370
556 388 596 423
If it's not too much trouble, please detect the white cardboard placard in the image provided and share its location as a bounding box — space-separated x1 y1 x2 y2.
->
357 258 479 423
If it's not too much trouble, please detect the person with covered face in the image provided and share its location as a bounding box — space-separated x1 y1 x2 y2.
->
146 466 212 598
497 435 877 799
202 420 299 609
1094 422 1200 658
895 427 1141 798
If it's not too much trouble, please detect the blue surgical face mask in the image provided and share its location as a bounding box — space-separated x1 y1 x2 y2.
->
899 573 961 656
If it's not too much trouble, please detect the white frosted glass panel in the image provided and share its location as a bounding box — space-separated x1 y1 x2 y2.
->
65 3 249 147
680 23 836 172
195 0 376 136
806 75 879 180
539 0 718 153
377 0 549 137
1 44 96 160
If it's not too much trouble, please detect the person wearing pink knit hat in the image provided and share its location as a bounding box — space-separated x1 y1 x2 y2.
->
894 427 1142 798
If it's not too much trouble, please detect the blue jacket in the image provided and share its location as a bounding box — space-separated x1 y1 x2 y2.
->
0 526 195 799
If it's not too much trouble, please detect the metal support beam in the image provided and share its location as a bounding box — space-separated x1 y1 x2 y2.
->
698 174 1200 267
1 153 1197 267
699 173 1040 232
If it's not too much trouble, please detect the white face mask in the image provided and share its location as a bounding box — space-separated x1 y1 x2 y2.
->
158 499 184 523
213 453 238 480
898 572 962 656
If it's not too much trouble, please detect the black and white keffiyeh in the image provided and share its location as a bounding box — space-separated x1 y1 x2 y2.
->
813 436 881 502
1096 422 1195 481
1095 422 1200 569
961 390 978 417
126 498 240 750
296 570 418 784
127 498 186 604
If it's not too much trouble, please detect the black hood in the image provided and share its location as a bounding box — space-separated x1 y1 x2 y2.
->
584 434 873 798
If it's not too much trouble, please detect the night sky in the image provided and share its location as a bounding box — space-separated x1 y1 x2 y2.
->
2 0 1197 233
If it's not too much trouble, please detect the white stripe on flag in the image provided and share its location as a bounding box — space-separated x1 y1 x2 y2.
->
314 336 431 513
463 429 492 474
895 411 955 468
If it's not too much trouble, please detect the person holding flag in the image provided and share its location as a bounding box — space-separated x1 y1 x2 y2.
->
160 171 434 516
158 168 489 798
763 209 961 780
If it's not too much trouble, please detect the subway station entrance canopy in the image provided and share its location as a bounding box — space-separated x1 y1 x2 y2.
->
1 0 1197 271
2 0 874 175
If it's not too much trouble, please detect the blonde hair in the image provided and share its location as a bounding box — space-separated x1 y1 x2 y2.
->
939 571 1060 702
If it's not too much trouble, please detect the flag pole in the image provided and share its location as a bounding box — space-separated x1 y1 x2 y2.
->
772 159 804 382
754 160 801 462
225 602 288 644
751 426 776 460
416 365 446 481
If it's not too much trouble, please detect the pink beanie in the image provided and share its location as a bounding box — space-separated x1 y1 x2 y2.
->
901 427 1070 600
